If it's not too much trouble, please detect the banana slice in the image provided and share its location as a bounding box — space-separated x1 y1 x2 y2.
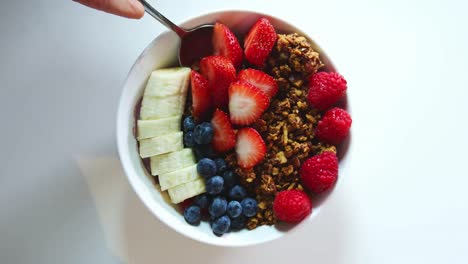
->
150 148 196 176
137 116 182 140
139 132 183 158
140 94 186 120
143 68 190 97
159 164 201 191
168 178 206 204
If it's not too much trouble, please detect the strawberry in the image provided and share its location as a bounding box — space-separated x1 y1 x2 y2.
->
200 56 237 109
228 81 270 126
243 18 277 67
211 109 236 153
213 22 243 68
238 69 278 98
190 70 212 121
235 128 266 169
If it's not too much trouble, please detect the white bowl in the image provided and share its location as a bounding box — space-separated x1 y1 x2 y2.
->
117 10 340 247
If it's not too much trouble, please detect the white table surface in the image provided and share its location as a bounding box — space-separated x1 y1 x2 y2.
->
1 0 467 263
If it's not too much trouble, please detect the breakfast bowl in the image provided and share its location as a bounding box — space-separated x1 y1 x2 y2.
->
117 10 349 247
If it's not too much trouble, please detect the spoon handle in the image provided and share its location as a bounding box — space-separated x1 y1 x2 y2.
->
138 0 187 37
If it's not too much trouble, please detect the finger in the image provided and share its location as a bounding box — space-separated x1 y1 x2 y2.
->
74 0 144 19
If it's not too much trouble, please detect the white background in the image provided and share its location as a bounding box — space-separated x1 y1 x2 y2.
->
1 0 467 263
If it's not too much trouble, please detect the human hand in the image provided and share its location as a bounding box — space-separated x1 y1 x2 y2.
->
74 0 144 19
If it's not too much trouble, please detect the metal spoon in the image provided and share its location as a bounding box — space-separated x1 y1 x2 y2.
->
138 0 214 67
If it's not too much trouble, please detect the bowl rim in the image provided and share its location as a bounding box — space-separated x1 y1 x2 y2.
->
117 9 344 247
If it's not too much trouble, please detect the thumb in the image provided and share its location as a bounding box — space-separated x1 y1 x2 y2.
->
74 0 144 19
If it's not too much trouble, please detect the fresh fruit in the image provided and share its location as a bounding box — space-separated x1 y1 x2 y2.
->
273 190 312 223
190 71 212 121
209 196 227 218
167 178 206 204
214 158 227 174
241 197 258 217
210 109 236 152
143 67 191 97
138 132 184 158
300 151 338 193
315 108 352 145
194 194 210 209
194 144 216 159
238 69 278 98
235 128 266 169
193 122 214 145
183 116 196 132
200 56 236 109
183 131 196 147
244 18 277 67
222 171 238 189
140 94 186 120
158 164 200 191
150 148 196 176
206 175 224 195
197 158 217 178
228 81 270 126
212 215 231 236
213 22 243 68
184 205 201 225
228 185 247 201
230 215 246 230
137 116 181 140
307 72 347 111
227 201 242 218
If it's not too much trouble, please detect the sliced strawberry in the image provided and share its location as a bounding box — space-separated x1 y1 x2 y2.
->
228 81 270 126
200 56 237 109
244 18 277 67
211 109 236 153
235 128 266 169
191 70 212 121
238 69 278 98
213 22 243 68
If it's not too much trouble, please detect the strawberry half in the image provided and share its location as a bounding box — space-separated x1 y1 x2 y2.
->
200 56 237 109
235 128 266 169
238 69 278 98
191 70 212 121
211 109 236 153
228 81 270 126
244 18 277 67
213 22 243 68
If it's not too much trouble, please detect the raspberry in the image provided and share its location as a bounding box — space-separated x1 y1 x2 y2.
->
307 72 347 111
315 107 352 145
273 190 312 223
300 152 338 193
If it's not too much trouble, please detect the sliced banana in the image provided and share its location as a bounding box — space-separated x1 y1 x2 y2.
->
143 68 190 97
140 94 186 120
150 148 196 176
159 164 201 191
168 178 206 204
137 116 182 140
139 132 183 158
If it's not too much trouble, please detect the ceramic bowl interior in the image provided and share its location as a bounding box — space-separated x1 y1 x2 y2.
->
117 10 345 247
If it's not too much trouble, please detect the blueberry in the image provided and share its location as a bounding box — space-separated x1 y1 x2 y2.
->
183 205 201 225
227 201 242 218
230 215 246 231
183 116 196 132
214 158 227 174
228 185 247 201
183 131 196 147
241 198 258 217
222 171 238 189
194 194 209 209
208 196 227 218
206 176 224 195
211 215 231 236
194 144 216 159
193 122 214 145
197 158 217 178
